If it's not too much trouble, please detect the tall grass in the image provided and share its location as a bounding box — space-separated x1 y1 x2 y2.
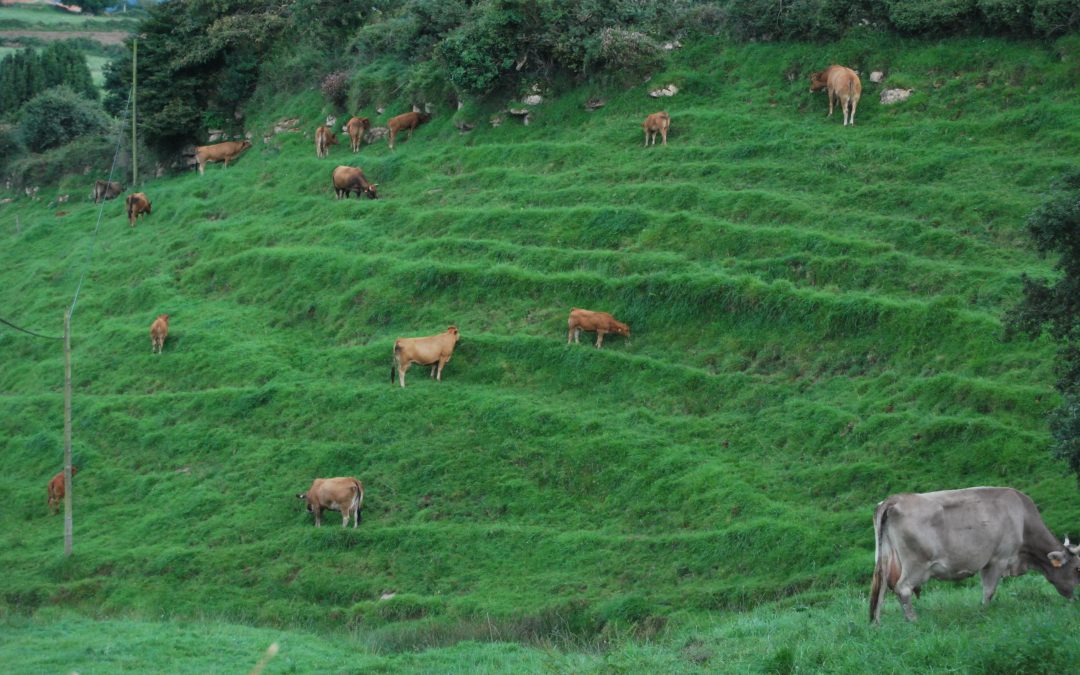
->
1 33 1080 669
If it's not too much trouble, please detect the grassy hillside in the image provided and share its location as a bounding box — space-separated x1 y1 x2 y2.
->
3 33 1080 670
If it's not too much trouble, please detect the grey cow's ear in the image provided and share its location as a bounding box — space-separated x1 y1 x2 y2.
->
1049 550 1068 568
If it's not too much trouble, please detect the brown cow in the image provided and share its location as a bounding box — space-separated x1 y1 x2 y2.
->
150 313 169 354
387 111 431 150
92 180 124 203
568 308 630 349
125 192 151 227
47 466 78 515
810 65 862 126
643 112 670 146
315 125 339 158
296 477 364 528
331 166 378 200
345 116 371 153
194 140 252 175
391 326 460 388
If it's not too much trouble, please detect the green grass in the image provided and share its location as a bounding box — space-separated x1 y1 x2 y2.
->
0 5 139 30
2 32 1080 669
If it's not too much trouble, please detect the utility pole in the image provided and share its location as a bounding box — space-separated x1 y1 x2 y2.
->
131 38 137 187
63 309 73 557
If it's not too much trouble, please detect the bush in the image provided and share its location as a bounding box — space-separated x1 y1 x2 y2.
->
1032 0 1080 36
0 126 23 172
320 70 350 110
586 28 666 83
18 87 108 153
978 0 1034 33
6 135 114 187
884 0 978 34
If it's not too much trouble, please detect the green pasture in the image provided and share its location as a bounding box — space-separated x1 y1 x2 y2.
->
0 5 138 30
2 33 1080 670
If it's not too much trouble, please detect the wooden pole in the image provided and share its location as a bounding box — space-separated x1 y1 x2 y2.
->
63 309 73 557
131 38 137 187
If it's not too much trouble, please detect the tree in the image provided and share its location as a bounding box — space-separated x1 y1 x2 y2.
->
1007 170 1080 486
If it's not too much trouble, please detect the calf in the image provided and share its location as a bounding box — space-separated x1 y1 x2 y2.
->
568 308 630 348
150 313 169 354
92 180 123 203
391 326 460 388
194 140 252 175
331 165 379 200
47 466 78 515
315 125 339 158
297 477 364 528
345 116 371 153
387 111 431 150
642 112 670 146
125 192 151 227
810 65 862 126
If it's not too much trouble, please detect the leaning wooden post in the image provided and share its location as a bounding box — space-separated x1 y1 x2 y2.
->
63 309 73 556
131 38 137 187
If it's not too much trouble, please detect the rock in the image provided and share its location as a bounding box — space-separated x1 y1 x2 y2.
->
585 98 606 111
880 88 913 105
870 71 885 83
522 94 543 105
454 120 475 133
662 40 682 50
490 115 503 128
379 592 397 601
274 117 300 134
207 129 225 142
365 127 389 143
649 84 679 98
507 108 531 125
325 114 336 127
376 105 386 115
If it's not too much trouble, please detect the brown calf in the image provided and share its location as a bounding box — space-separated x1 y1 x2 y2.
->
316 125 339 158
345 117 371 153
296 477 364 528
810 65 862 126
568 308 630 349
92 180 124 203
194 140 252 175
126 192 151 227
387 111 431 150
643 112 670 146
150 314 170 354
391 326 460 388
47 466 78 515
331 166 379 200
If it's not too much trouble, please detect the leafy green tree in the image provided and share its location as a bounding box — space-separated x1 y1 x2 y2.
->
18 86 109 153
1007 170 1080 486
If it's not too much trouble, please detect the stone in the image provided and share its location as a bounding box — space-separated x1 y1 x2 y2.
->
649 84 679 98
870 71 885 83
880 88 913 105
522 94 543 105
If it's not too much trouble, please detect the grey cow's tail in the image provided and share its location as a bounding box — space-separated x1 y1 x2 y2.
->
869 498 895 624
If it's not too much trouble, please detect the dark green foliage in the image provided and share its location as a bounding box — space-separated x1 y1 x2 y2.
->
884 0 978 35
0 126 23 172
17 86 108 153
0 43 96 118
1007 171 1080 485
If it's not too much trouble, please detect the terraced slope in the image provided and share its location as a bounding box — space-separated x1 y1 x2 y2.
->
2 36 1079 650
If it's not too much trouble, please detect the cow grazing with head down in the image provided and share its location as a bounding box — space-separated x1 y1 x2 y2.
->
331 166 378 200
194 140 252 175
125 192 151 227
642 112 670 146
387 111 431 150
47 466 78 515
150 314 169 354
391 326 460 388
568 308 630 349
315 125 339 158
810 65 862 126
870 486 1080 624
92 180 124 203
297 477 364 528
345 117 371 153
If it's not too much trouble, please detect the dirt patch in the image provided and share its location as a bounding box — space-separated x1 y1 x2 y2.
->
0 30 128 45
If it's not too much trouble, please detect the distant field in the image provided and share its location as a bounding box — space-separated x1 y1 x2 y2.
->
0 5 139 30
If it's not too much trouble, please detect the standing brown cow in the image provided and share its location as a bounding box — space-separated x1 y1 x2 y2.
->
643 112 670 146
387 111 431 150
810 65 862 126
331 166 379 200
391 326 460 388
194 140 252 175
47 466 78 515
315 125 339 158
345 117 371 153
568 308 630 348
126 192 151 227
296 477 364 528
92 180 124 203
150 314 169 354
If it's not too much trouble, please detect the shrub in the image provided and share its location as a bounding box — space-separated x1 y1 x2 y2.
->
6 135 114 187
320 70 350 110
1032 0 1080 36
978 0 1035 33
0 126 22 172
586 28 666 83
884 0 979 34
18 87 108 153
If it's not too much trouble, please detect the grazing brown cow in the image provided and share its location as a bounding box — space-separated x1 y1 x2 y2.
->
125 192 151 227
194 140 252 175
345 116 371 153
387 111 431 150
92 180 124 203
568 308 630 349
871 487 1080 624
47 466 78 515
331 166 379 200
296 477 364 528
643 111 670 146
150 313 169 354
810 65 862 126
315 125 339 158
391 326 460 388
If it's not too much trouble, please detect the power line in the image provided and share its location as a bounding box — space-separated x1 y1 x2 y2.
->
0 316 63 340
